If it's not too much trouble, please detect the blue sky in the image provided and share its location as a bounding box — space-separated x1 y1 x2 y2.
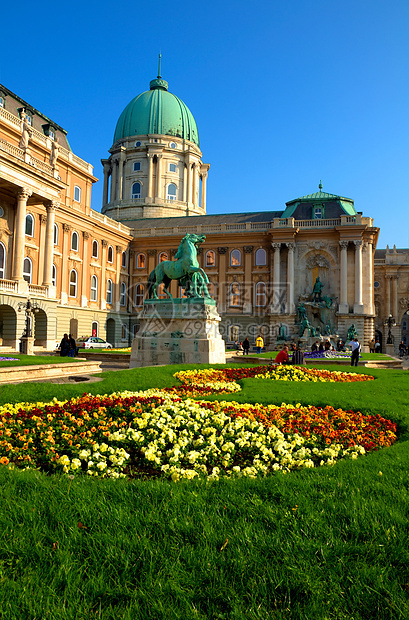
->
2 0 408 248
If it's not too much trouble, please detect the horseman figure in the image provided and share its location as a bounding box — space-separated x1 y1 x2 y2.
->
147 234 211 300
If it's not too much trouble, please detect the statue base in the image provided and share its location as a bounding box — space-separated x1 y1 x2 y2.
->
130 298 226 368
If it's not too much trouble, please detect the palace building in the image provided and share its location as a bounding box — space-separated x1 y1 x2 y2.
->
0 71 408 354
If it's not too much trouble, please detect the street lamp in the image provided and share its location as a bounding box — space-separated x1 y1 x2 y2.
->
385 314 395 345
17 298 40 350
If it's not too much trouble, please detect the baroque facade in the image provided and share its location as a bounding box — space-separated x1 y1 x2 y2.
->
0 75 408 354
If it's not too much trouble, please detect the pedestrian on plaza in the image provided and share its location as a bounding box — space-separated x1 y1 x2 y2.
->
275 345 289 365
399 341 406 358
242 337 250 355
292 346 306 366
324 340 331 351
374 340 381 354
368 338 375 353
255 334 264 354
68 333 76 357
311 341 319 352
349 337 361 367
318 341 324 352
59 333 70 357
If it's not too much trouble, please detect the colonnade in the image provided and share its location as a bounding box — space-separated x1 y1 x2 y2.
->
383 274 399 319
102 153 209 210
270 238 371 315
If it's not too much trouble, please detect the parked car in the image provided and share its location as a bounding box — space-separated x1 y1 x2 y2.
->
77 337 113 349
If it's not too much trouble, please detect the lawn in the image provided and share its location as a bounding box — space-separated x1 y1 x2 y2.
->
0 362 408 619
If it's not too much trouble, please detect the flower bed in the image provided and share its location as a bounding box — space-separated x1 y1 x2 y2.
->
0 373 396 480
304 350 355 359
0 357 19 362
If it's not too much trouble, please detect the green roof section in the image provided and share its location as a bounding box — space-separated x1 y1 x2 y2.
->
282 182 357 218
113 71 200 146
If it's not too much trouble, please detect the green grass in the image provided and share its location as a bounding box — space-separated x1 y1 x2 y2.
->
0 354 81 367
0 363 408 618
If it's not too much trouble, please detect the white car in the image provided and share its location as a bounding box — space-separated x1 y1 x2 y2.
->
77 337 113 349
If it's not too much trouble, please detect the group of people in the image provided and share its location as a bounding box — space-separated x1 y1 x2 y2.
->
59 333 77 357
368 338 382 354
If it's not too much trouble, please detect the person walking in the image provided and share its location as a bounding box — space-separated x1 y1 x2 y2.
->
242 337 250 355
349 337 361 367
255 334 264 354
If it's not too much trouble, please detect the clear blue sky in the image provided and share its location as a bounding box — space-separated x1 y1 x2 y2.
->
2 0 408 248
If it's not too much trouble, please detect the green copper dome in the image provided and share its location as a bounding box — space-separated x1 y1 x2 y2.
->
113 73 200 146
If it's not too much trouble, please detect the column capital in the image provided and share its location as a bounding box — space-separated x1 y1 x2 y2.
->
147 249 156 257
102 239 108 247
47 200 59 211
286 242 295 251
116 245 123 253
218 247 227 255
354 240 363 248
243 246 254 254
82 231 90 240
17 188 32 201
339 240 349 249
62 223 71 233
40 214 48 224
271 242 281 250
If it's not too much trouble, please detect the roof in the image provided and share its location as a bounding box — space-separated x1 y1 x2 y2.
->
123 210 283 230
282 185 356 218
113 74 199 146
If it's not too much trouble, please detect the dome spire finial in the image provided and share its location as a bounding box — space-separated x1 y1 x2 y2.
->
318 180 323 192
158 52 162 79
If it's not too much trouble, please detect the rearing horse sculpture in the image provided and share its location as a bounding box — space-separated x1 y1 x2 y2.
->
147 233 211 299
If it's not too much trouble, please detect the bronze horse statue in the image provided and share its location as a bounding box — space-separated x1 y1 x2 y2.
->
147 233 211 299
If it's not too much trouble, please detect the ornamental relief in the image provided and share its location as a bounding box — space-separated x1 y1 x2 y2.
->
399 297 409 309
305 254 331 270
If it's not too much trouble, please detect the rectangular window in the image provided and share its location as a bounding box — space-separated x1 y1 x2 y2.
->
133 162 141 171
74 186 81 202
169 163 177 172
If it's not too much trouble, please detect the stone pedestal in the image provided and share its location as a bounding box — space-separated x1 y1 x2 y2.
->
130 298 226 368
20 337 34 355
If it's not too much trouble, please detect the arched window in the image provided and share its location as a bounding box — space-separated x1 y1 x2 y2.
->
122 251 127 268
91 275 98 301
106 279 113 304
69 269 77 297
135 284 145 306
255 282 267 306
230 249 241 266
71 231 79 251
25 214 34 237
0 243 5 279
229 282 240 306
107 246 114 263
120 282 126 306
136 253 146 269
53 223 59 245
52 264 57 287
23 257 32 283
167 183 177 201
158 252 168 263
92 321 98 337
92 240 99 258
74 186 81 202
131 182 141 199
255 248 267 266
205 250 216 267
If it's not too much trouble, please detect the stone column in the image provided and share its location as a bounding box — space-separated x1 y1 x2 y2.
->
12 188 32 281
271 242 281 313
243 246 254 313
118 154 125 201
353 240 364 313
42 201 58 286
156 155 163 199
147 154 154 199
218 247 227 312
115 245 122 312
339 241 349 313
100 240 107 310
200 171 208 210
364 242 374 314
38 214 47 283
81 232 90 307
384 275 391 317
192 163 197 207
391 275 398 319
61 223 71 304
286 242 295 314
110 158 117 203
183 164 188 203
186 162 192 203
102 163 110 205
